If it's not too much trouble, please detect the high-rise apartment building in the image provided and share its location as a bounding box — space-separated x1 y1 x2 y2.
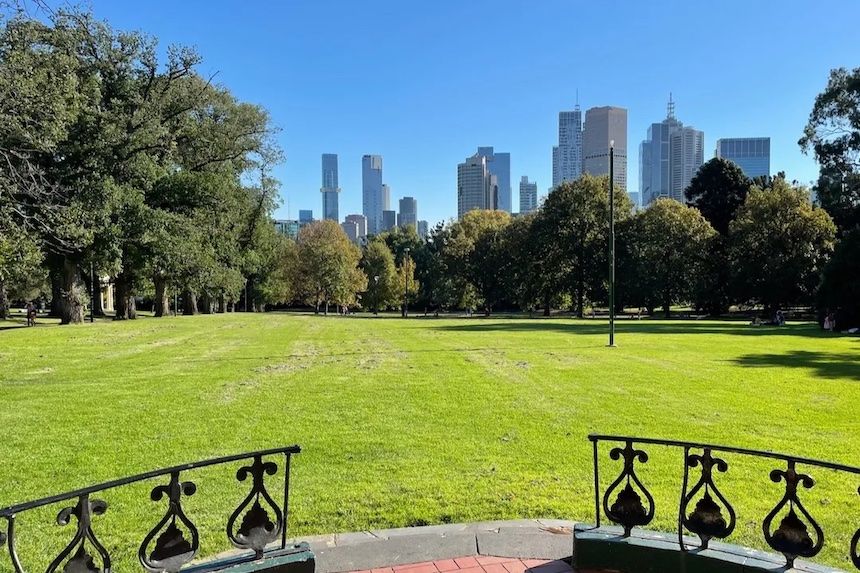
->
715 137 770 179
397 196 418 228
320 153 340 221
477 147 511 213
519 176 538 214
552 107 583 188
362 155 384 235
639 97 704 205
382 184 391 211
382 210 396 232
344 214 368 240
582 106 627 192
417 220 429 240
457 154 498 219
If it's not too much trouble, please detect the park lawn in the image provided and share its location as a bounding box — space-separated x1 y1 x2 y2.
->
0 313 857 570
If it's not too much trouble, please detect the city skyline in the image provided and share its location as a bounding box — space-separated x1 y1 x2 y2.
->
86 1 860 226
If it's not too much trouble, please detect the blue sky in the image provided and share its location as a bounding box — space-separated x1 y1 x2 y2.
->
87 0 860 226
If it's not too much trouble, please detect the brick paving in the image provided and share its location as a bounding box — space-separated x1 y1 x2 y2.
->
350 555 574 573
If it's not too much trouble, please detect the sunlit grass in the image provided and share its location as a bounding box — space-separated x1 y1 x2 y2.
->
0 313 857 570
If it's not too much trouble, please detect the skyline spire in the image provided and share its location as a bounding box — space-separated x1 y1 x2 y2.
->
667 92 675 120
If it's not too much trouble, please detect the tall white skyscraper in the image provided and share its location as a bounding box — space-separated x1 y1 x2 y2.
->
382 183 391 211
519 176 538 214
457 154 497 219
362 155 383 235
321 153 340 221
397 196 418 228
582 106 627 192
477 147 511 213
552 106 583 188
640 97 704 205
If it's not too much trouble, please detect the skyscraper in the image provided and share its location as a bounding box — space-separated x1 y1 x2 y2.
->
457 154 498 219
321 153 340 221
382 210 396 232
477 147 511 213
715 138 770 179
552 106 583 188
344 214 368 240
397 196 418 228
382 184 391 211
639 97 704 205
362 155 383 235
582 106 628 192
519 176 538 214
417 220 429 239
299 210 313 225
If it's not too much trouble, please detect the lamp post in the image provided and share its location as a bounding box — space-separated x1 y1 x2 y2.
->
608 141 616 347
373 275 379 315
402 247 410 318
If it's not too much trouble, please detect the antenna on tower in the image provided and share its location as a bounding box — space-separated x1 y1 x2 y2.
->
575 88 580 109
667 92 675 119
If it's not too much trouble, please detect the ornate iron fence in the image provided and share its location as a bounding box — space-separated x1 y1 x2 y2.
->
0 445 301 572
588 435 860 570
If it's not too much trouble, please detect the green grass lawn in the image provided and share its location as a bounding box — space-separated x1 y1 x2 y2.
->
0 313 857 570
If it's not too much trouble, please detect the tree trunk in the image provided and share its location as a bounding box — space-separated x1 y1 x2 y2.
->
183 291 198 315
114 273 137 320
153 276 170 317
200 292 213 314
58 257 85 325
218 293 226 313
663 293 671 319
543 295 551 317
0 279 8 320
49 264 63 318
92 277 105 317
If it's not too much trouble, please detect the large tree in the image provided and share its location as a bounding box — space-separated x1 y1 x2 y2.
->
818 228 860 328
684 157 751 235
628 199 716 317
729 180 836 312
800 67 860 233
537 175 632 316
360 238 400 313
296 220 365 314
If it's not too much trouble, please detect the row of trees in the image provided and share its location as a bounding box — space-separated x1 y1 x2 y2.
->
0 7 293 322
277 167 835 320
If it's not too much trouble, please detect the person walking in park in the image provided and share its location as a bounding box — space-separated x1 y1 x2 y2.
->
25 301 36 327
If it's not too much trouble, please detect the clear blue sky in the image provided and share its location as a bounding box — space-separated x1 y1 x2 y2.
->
86 0 860 226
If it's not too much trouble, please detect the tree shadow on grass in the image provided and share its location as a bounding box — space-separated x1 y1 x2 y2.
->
426 319 845 339
733 350 860 381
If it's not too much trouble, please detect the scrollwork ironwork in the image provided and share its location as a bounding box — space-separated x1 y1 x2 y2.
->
680 448 736 548
762 461 824 568
227 455 283 558
602 441 655 536
46 495 111 573
138 471 199 573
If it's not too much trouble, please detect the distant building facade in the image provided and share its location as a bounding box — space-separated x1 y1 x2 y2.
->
552 107 583 188
362 155 384 235
397 196 418 229
382 183 391 211
343 214 367 241
477 147 511 213
639 97 703 205
321 153 340 221
417 220 429 239
715 137 771 179
382 210 396 232
299 209 314 224
457 154 498 219
273 219 299 240
519 176 538 213
583 106 628 192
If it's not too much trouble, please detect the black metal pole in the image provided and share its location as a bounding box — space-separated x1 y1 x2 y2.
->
90 262 95 323
608 144 616 347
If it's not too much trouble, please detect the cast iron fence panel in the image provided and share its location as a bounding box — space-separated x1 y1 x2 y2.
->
0 445 300 573
589 435 860 570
